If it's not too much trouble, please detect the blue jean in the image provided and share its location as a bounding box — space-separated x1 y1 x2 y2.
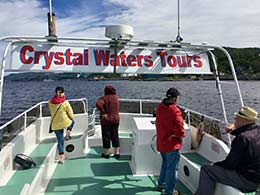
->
54 120 75 154
158 150 180 195
54 129 64 154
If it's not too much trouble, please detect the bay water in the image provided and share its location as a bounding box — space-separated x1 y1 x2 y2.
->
1 80 260 125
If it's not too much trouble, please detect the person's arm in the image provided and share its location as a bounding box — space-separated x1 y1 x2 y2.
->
176 108 185 139
96 97 106 114
223 123 235 134
169 107 185 140
214 136 246 169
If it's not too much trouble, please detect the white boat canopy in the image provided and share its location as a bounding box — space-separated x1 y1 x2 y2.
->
0 35 244 125
3 37 213 74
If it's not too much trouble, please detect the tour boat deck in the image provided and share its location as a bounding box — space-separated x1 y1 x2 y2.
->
0 98 258 195
45 146 192 195
0 139 55 194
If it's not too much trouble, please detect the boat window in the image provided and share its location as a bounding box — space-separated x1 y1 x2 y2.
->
119 100 140 113
142 102 159 115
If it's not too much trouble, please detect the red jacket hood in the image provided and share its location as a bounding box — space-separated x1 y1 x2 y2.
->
50 96 66 104
104 85 116 95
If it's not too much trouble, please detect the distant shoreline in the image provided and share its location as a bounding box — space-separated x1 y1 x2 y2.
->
4 72 260 81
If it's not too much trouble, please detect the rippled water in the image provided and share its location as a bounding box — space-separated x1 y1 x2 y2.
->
1 79 260 125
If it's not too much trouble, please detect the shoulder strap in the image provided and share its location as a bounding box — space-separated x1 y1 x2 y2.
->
50 103 63 126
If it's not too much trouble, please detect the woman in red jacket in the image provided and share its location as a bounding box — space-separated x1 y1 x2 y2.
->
156 87 185 195
96 85 120 159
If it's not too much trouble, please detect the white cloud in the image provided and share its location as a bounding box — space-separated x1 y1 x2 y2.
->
0 0 47 36
0 0 260 48
105 0 260 47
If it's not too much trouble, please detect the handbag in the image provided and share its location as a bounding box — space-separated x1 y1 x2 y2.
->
14 154 36 169
49 103 63 133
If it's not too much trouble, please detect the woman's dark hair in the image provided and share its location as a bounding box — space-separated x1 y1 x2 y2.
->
55 86 64 93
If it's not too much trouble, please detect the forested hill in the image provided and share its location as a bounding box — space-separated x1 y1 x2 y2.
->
214 47 260 79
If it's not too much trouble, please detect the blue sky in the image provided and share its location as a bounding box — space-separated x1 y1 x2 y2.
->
0 0 260 48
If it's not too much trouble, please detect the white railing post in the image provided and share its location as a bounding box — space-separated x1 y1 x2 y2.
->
24 113 27 131
188 110 191 126
20 183 31 195
39 103 43 118
0 42 13 116
139 100 142 114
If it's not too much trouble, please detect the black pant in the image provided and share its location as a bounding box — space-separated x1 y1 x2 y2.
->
196 164 258 195
101 123 119 149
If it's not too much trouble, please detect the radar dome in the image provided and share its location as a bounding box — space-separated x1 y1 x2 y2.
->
105 25 134 40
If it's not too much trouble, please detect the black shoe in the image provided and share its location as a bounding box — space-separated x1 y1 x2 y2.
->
159 190 166 195
155 185 164 192
101 153 110 159
113 154 120 159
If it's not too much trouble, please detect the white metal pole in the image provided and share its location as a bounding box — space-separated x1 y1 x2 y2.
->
49 0 53 23
209 51 228 124
177 0 180 39
210 51 231 147
216 47 244 107
0 42 13 116
49 0 53 35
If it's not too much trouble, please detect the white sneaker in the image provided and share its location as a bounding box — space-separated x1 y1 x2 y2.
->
55 159 64 164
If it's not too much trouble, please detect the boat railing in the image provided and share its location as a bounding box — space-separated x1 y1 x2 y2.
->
87 107 98 136
119 98 225 141
0 98 88 150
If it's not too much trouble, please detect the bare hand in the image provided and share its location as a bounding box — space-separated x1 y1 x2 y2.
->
168 134 183 141
102 114 108 118
225 123 235 133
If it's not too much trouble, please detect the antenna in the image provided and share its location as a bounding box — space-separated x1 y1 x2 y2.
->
175 0 183 42
49 0 53 26
47 0 57 41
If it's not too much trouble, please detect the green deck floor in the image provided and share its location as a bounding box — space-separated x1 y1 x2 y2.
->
45 147 192 195
182 152 210 168
0 139 55 194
